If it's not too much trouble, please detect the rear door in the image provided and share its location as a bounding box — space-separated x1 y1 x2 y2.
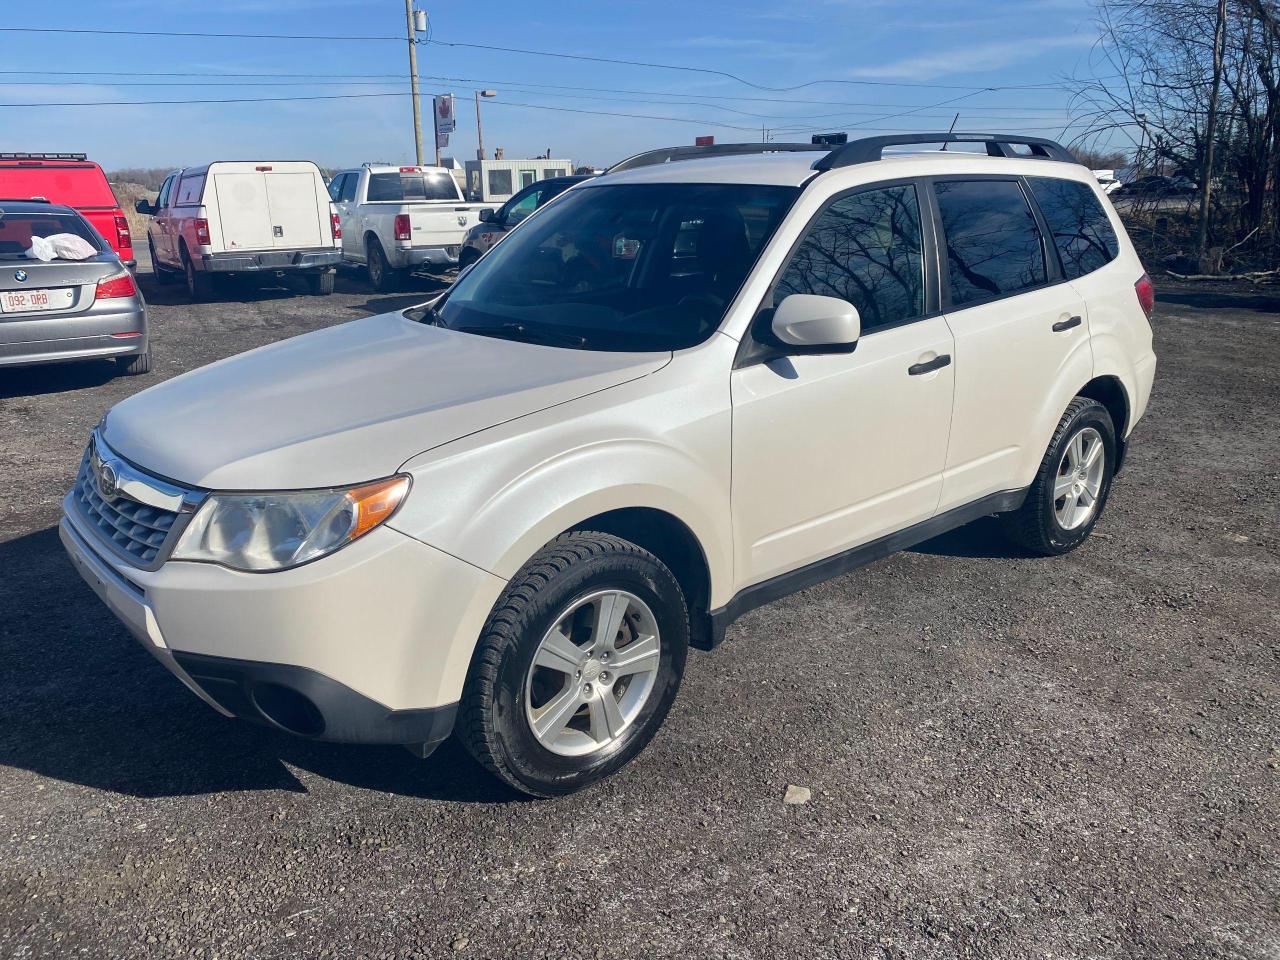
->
264 172 324 249
932 177 1092 512
212 172 274 251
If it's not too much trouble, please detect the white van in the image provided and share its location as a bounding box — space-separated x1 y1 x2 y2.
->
137 161 342 300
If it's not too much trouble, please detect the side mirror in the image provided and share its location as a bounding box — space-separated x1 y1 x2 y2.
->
770 294 860 352
135 198 154 215
478 208 497 223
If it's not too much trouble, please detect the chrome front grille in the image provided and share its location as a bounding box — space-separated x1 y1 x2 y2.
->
69 433 199 569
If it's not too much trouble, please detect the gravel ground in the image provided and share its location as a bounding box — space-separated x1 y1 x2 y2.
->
1 271 1277 959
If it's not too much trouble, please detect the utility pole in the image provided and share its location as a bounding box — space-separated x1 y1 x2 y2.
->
404 0 424 166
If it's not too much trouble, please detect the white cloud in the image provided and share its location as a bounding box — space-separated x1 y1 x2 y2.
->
849 33 1096 80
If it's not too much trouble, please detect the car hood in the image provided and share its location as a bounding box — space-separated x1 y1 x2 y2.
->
103 311 669 490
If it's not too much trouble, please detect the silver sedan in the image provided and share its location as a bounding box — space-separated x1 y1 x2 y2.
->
0 201 149 375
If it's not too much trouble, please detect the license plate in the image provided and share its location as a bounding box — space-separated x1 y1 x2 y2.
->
0 287 75 314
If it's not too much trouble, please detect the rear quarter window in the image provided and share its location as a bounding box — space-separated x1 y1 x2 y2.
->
1027 176 1120 280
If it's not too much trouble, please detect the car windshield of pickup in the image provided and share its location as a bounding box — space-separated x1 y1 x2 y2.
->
414 182 800 351
367 171 459 202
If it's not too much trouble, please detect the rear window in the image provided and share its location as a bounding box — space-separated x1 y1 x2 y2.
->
0 210 104 259
367 172 459 202
935 179 1046 307
0 163 118 208
1027 177 1120 280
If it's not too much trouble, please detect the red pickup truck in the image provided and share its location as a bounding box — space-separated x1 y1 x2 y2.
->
0 153 134 268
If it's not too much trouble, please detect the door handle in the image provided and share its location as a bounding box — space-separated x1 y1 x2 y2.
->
908 354 952 376
1053 315 1083 332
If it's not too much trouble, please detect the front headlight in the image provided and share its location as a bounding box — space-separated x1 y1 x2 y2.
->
173 475 411 572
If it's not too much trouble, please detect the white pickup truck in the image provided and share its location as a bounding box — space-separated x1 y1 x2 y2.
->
328 165 487 290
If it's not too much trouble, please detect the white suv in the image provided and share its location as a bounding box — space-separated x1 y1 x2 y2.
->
61 134 1156 796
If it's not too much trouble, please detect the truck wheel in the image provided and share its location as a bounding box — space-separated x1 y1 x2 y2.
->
115 349 152 376
367 239 401 292
182 247 214 301
149 239 176 285
1000 397 1116 556
459 531 689 797
458 247 479 271
307 270 335 296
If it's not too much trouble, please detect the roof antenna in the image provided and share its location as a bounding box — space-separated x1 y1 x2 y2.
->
940 112 960 150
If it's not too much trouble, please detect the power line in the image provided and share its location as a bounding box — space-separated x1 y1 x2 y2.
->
421 38 1086 93
0 92 407 108
0 26 400 41
0 25 1103 94
0 68 1093 110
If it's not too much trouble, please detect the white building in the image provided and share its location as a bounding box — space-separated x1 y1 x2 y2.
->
463 158 575 203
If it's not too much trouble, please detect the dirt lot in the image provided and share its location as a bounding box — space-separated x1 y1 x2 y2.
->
1 271 1277 959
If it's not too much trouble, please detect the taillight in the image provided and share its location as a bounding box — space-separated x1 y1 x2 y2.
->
331 212 342 240
95 270 137 300
394 214 411 242
114 214 131 251
1135 273 1155 319
194 218 211 246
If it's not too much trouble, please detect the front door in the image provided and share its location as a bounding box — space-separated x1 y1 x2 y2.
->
731 182 955 588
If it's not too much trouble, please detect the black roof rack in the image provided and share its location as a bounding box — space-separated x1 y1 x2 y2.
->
606 133 1077 175
607 142 827 174
0 152 88 161
815 133 1078 169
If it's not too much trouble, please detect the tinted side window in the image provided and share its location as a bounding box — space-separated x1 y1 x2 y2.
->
1028 176 1119 280
340 174 358 202
935 179 1046 307
327 174 345 202
774 184 925 333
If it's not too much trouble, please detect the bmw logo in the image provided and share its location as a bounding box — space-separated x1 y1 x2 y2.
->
13 269 27 283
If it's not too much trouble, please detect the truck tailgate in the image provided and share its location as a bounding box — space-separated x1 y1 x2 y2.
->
409 206 478 246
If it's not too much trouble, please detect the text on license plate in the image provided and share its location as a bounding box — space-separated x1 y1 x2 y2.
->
0 287 75 313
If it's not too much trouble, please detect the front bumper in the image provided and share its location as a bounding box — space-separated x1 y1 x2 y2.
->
200 249 341 274
60 497 507 748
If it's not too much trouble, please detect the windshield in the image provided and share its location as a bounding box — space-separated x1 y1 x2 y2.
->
367 171 459 202
0 210 103 260
423 182 799 351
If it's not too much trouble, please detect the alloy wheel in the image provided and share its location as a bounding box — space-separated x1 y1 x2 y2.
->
523 589 661 757
1054 426 1106 530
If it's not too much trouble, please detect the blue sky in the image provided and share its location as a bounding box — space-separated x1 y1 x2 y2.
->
0 0 1121 172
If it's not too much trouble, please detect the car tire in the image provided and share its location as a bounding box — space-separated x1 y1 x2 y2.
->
307 270 335 296
457 247 479 271
149 239 176 285
459 531 689 797
116 349 152 376
182 247 214 301
1000 397 1116 556
366 239 401 292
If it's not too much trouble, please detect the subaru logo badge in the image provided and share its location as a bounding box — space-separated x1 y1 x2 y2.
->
94 455 120 501
13 269 27 283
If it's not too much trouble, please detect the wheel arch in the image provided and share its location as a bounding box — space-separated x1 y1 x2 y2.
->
1077 374 1132 472
566 507 715 651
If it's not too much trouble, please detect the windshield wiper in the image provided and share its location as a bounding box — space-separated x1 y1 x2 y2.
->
455 322 588 349
406 301 447 326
